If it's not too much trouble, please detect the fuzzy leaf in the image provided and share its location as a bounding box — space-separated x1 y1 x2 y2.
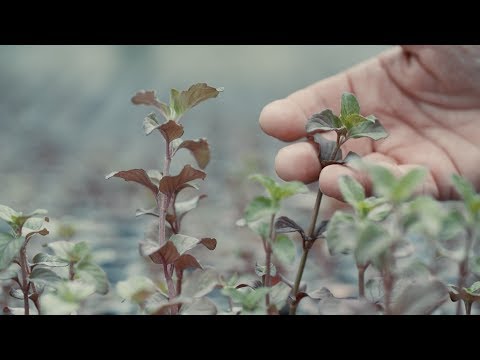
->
32 253 69 267
75 261 109 295
392 168 427 202
348 119 388 140
369 165 397 198
175 254 202 275
0 205 19 224
0 266 18 280
272 234 296 265
0 233 23 271
41 281 96 315
181 268 219 298
354 222 392 266
29 268 62 286
170 83 222 118
392 280 447 315
314 220 329 238
180 297 217 315
22 216 49 240
245 196 277 223
158 165 206 198
175 195 206 221
106 169 159 196
339 175 365 206
255 263 277 277
325 212 356 255
176 138 210 169
135 207 159 218
116 276 157 304
452 174 476 202
340 92 360 119
306 110 343 133
274 216 306 240
143 113 161 135
249 174 308 203
131 90 170 118
47 241 90 263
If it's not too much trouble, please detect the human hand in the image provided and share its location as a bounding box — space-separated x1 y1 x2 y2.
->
259 45 480 201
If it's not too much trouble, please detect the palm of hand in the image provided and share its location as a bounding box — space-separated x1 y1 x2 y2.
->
260 46 480 201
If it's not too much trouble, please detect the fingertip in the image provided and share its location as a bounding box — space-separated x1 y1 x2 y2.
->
259 99 307 142
274 142 320 183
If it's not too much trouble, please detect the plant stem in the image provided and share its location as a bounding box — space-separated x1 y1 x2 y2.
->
265 214 275 307
176 270 183 297
162 262 177 315
69 262 75 281
30 283 41 314
19 246 30 315
357 263 367 298
289 139 342 315
456 227 475 315
289 243 311 315
158 141 172 247
464 301 472 315
382 269 394 315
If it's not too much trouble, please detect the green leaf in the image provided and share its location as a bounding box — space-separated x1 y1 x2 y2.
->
338 175 365 206
181 268 219 298
354 222 391 266
0 205 19 224
342 114 369 130
452 174 476 202
169 83 222 120
466 281 480 295
243 287 271 311
306 110 343 133
29 268 62 286
143 113 161 135
116 276 157 304
255 263 277 277
32 253 69 267
47 241 91 263
272 234 296 265
170 234 202 255
21 216 48 238
0 265 18 280
40 281 96 315
75 261 109 295
369 165 397 198
348 119 388 141
174 195 206 221
391 280 447 315
249 174 308 204
269 282 291 309
0 233 24 271
245 196 278 223
180 297 217 315
246 219 270 239
340 92 360 119
392 168 427 202
325 212 356 255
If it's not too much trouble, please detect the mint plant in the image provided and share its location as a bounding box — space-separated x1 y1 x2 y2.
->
232 175 307 313
107 83 222 315
275 93 388 314
0 205 108 315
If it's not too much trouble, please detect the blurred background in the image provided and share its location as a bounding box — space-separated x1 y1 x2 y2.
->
0 45 390 313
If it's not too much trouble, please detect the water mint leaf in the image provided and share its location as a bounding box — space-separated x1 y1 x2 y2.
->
106 169 159 196
131 90 170 119
176 138 210 169
348 119 388 141
392 168 427 202
158 165 206 198
340 92 360 119
339 175 365 206
245 196 277 223
272 234 296 265
0 233 23 271
325 212 356 255
274 216 306 240
306 110 342 134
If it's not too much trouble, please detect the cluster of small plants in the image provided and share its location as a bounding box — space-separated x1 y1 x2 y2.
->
1 84 479 315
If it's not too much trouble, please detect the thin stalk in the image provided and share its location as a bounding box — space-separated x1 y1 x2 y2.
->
456 227 475 315
162 262 177 315
19 246 30 315
176 270 183 297
158 141 172 247
382 269 394 315
289 243 311 315
30 283 41 314
289 137 342 315
464 301 472 315
69 262 75 281
265 214 275 307
357 263 368 298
